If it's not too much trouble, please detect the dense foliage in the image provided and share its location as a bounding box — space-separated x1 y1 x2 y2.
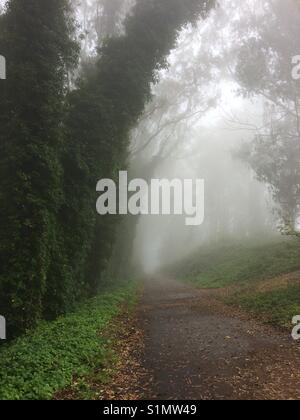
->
0 0 79 335
0 280 137 400
0 0 215 337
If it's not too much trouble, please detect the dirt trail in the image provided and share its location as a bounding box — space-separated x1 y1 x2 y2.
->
138 276 300 400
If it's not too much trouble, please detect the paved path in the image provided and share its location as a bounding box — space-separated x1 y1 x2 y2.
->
138 276 300 400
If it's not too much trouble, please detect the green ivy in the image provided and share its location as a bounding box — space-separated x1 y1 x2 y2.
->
0 280 137 400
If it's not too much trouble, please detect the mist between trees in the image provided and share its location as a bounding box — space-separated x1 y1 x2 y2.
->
0 0 299 337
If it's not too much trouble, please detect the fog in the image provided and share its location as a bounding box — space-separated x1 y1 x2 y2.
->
2 0 300 397
2 0 296 276
131 103 277 273
128 0 290 273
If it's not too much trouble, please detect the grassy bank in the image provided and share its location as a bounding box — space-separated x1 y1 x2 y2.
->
0 280 139 400
174 238 300 289
171 237 300 329
227 284 300 328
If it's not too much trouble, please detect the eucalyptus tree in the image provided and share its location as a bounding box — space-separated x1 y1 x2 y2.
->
232 0 300 233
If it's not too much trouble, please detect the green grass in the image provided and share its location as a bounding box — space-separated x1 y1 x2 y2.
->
0 280 138 400
227 284 300 328
171 237 300 329
174 238 300 289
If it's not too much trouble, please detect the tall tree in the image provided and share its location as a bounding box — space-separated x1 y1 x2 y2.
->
231 0 300 233
78 0 134 57
64 0 215 292
0 0 79 335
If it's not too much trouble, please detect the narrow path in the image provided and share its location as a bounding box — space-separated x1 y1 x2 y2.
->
138 276 300 400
